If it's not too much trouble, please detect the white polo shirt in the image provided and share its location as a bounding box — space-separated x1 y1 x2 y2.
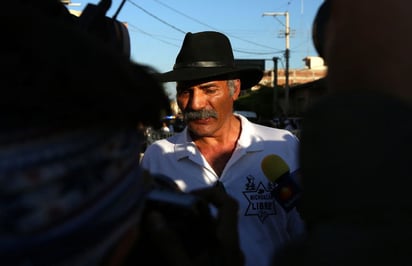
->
140 114 305 266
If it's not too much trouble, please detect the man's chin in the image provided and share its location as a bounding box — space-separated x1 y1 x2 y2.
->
188 123 214 137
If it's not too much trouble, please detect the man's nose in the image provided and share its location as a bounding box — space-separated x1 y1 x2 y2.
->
188 89 207 110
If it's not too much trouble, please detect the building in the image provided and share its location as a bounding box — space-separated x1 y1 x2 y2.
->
259 56 328 116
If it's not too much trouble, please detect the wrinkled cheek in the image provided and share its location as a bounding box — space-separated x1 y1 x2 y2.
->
176 98 188 112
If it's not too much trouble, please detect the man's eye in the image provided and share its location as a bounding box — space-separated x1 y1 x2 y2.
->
177 89 190 95
205 88 217 94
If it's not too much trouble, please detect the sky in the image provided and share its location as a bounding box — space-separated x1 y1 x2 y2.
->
68 0 324 97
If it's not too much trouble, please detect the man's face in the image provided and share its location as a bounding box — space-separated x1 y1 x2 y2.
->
176 79 240 138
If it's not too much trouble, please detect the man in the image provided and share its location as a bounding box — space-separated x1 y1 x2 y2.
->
140 31 305 266
274 1 412 265
0 3 242 266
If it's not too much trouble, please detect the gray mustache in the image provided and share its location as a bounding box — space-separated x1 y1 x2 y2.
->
183 109 218 121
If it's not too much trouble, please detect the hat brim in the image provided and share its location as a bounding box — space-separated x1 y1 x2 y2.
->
157 67 263 90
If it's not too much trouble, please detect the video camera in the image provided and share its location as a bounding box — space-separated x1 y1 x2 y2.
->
125 173 220 265
77 0 130 57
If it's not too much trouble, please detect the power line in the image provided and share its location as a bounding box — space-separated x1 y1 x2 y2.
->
233 49 284 55
127 23 181 47
126 0 186 34
126 0 284 55
152 0 279 51
129 26 279 56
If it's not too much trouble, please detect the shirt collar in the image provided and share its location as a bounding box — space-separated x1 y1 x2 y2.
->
235 114 265 153
173 128 196 160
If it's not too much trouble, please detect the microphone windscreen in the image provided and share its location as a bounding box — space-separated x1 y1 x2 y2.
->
261 154 290 182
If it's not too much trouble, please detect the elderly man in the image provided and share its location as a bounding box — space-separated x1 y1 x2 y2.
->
140 31 305 266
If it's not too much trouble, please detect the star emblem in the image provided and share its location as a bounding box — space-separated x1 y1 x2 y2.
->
243 182 276 223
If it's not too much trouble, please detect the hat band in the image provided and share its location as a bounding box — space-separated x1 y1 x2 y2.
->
173 61 235 69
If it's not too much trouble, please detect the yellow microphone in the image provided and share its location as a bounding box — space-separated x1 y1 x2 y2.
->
261 154 290 182
261 154 301 211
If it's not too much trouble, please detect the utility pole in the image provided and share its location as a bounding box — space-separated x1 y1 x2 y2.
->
263 11 290 116
272 57 279 115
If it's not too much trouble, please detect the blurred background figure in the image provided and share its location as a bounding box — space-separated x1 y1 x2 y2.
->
283 119 295 132
273 1 412 265
0 1 169 265
160 121 171 133
0 1 243 266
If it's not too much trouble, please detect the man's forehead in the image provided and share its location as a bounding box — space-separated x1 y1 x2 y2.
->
177 79 227 89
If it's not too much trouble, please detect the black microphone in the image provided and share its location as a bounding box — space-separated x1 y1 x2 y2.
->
261 154 302 212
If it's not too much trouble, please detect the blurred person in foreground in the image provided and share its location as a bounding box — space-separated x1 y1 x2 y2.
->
140 31 306 266
0 1 243 266
273 1 412 265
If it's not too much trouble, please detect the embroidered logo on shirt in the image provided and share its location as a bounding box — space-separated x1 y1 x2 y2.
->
243 175 276 223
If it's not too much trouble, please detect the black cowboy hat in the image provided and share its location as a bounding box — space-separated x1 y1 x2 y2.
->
158 31 263 90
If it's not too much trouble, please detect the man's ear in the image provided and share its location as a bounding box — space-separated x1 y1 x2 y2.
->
232 79 241 100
